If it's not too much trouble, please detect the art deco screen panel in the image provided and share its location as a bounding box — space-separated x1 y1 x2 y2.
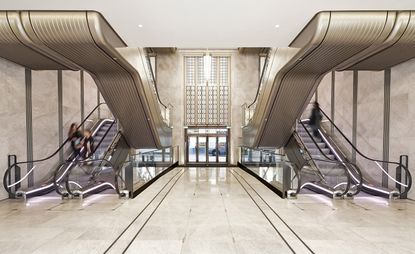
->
185 55 230 126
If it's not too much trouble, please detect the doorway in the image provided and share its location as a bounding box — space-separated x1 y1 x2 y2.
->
186 127 229 165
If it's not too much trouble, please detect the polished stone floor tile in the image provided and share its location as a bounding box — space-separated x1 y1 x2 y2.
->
1 167 415 253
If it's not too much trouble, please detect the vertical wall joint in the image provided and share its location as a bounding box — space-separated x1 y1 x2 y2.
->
383 69 391 187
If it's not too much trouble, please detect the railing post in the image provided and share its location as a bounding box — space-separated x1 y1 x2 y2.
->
7 155 20 198
282 160 292 198
397 155 408 199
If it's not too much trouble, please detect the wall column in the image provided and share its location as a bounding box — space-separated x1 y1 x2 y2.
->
383 68 391 187
80 71 85 123
330 71 335 121
58 70 63 162
352 70 358 163
25 68 33 187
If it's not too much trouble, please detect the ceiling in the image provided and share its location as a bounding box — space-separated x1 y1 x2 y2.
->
2 0 415 48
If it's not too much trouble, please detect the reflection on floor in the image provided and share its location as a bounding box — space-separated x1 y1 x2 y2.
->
0 167 414 253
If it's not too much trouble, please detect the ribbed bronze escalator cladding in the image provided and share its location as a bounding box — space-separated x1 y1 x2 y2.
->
23 11 170 148
0 12 67 69
253 12 393 148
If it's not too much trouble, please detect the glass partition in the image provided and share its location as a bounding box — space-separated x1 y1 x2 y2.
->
120 146 179 197
239 147 298 197
4 103 114 198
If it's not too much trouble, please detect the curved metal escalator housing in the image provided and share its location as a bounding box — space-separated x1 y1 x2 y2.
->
0 10 172 149
242 11 414 149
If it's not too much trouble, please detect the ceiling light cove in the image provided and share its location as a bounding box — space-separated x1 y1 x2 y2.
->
138 24 143 28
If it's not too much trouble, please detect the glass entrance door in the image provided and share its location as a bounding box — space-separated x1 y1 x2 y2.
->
198 137 207 162
208 137 217 163
186 128 229 165
188 136 197 163
218 137 227 163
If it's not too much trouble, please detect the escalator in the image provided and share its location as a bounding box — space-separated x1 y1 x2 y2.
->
294 107 411 199
54 132 130 199
240 11 415 198
3 103 117 199
0 11 173 149
52 49 171 199
282 104 412 199
242 11 415 149
285 131 353 198
1 11 176 199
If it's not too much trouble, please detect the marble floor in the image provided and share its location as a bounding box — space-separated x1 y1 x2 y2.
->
0 167 415 254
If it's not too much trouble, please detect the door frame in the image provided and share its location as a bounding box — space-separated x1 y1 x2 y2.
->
185 126 230 166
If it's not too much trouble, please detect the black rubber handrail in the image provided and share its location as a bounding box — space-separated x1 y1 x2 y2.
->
318 107 412 196
3 103 108 195
247 50 270 109
298 121 356 196
53 120 117 196
54 158 122 197
145 54 168 109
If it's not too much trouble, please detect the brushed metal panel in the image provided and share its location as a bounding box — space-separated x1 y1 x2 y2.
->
0 12 68 70
0 10 171 149
243 11 394 148
348 11 415 70
242 47 299 147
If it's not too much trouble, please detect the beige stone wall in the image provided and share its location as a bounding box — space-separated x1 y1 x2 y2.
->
0 60 26 199
156 50 258 165
84 72 99 117
63 71 81 132
317 73 331 117
32 71 59 185
156 52 185 163
390 59 415 199
230 53 259 164
334 71 354 141
356 71 384 182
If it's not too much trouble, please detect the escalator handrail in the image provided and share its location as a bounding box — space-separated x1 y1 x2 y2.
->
97 130 123 168
247 50 270 109
53 120 117 196
297 122 359 195
317 107 412 194
54 157 122 196
145 54 168 109
3 102 108 194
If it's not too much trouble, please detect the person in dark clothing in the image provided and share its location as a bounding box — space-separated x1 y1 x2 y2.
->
309 102 322 137
68 123 83 159
83 129 94 159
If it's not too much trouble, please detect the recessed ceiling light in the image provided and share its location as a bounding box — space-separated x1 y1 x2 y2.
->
138 24 143 28
275 24 280 28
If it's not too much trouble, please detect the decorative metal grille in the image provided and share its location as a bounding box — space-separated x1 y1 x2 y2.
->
185 55 230 126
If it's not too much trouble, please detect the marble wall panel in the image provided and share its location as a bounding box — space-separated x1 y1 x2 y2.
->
356 71 384 183
31 71 59 186
83 72 99 116
334 71 354 141
230 53 259 164
0 59 26 199
156 53 185 164
390 58 415 199
63 71 81 137
317 72 332 117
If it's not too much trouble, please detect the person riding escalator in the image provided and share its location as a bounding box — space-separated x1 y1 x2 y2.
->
309 102 322 137
68 123 83 160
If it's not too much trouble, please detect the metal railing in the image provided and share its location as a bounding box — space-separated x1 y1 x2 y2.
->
302 105 412 198
241 51 270 126
3 103 113 198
